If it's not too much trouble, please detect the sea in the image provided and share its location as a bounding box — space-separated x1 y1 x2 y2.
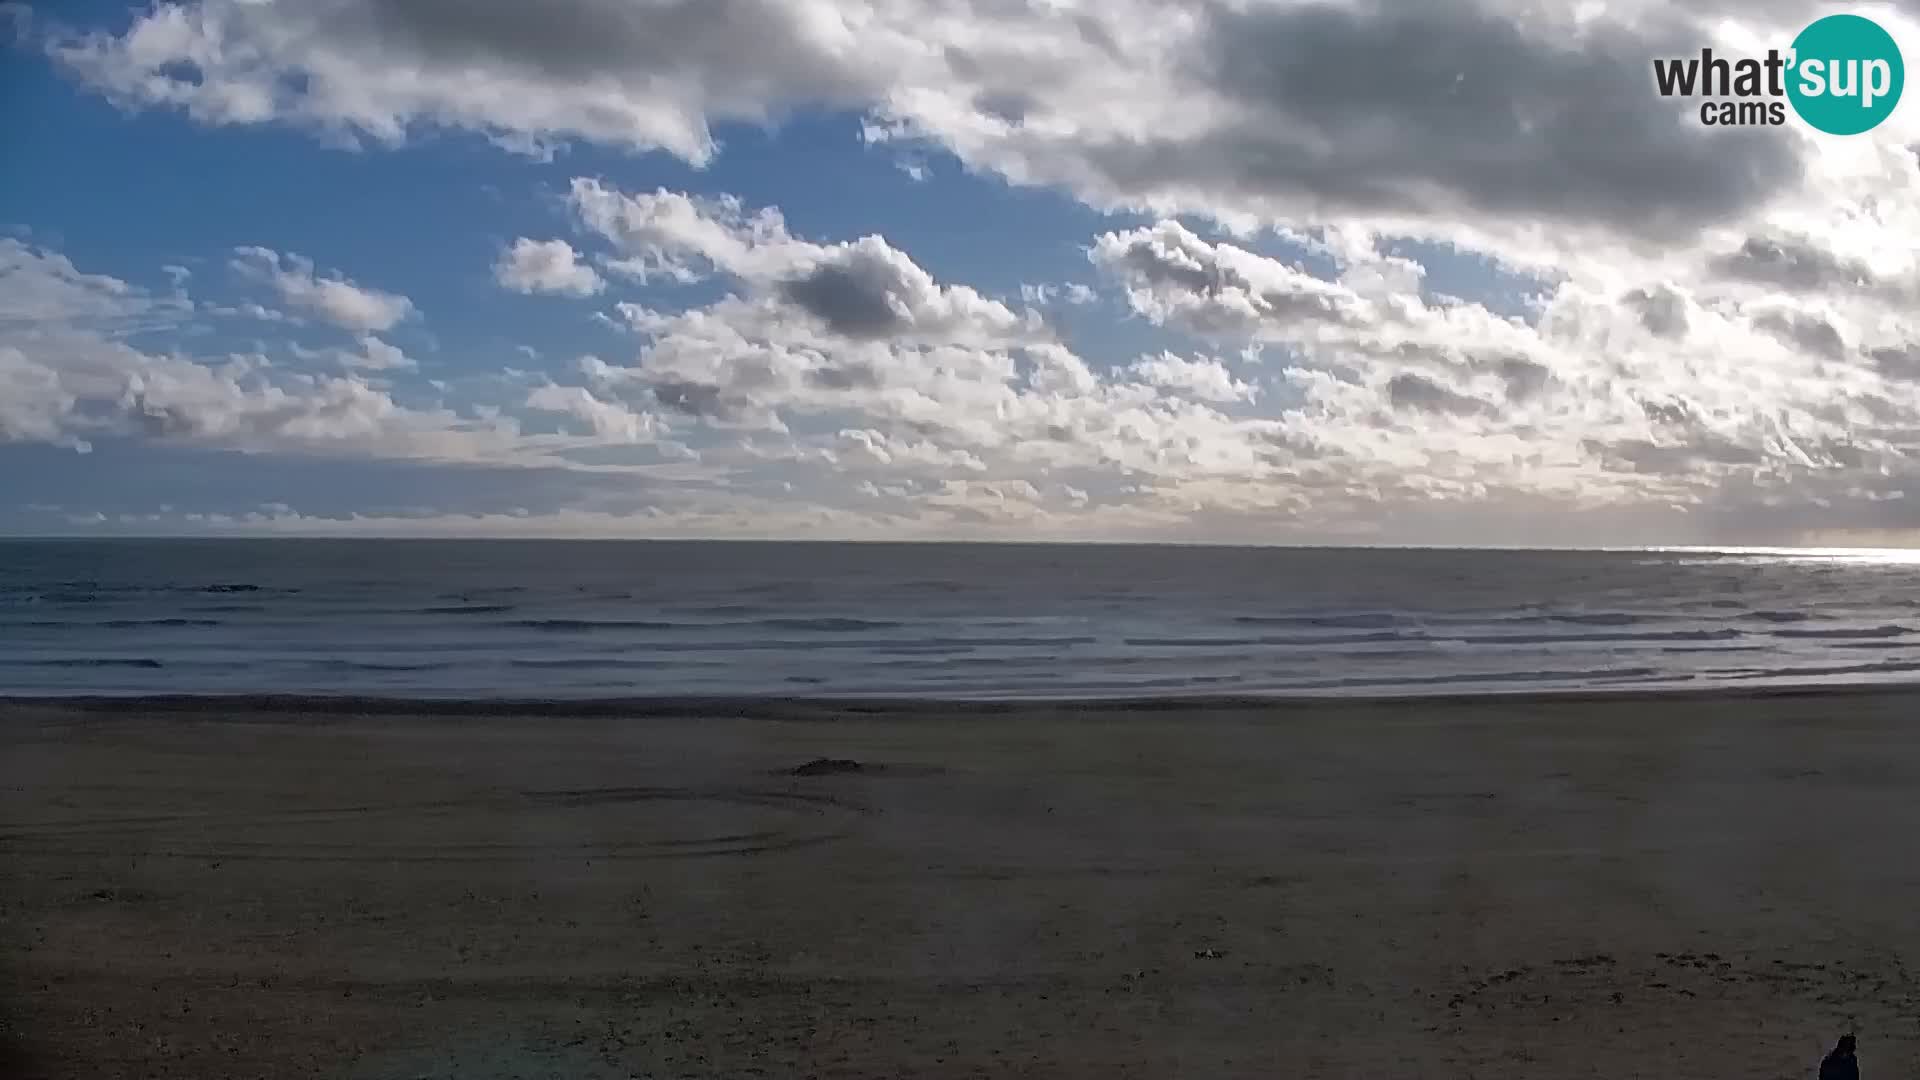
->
4 539 1920 699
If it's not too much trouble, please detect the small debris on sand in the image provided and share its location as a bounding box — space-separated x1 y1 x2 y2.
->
790 757 866 776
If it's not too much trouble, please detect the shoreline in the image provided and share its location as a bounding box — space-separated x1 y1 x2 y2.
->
5 678 1920 719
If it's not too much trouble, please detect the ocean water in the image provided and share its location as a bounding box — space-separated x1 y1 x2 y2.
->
4 539 1920 699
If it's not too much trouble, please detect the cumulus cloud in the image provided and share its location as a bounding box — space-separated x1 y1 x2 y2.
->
776 236 1027 342
494 238 604 297
44 0 1840 256
1124 352 1255 404
1623 286 1691 339
343 335 416 371
525 383 664 443
1385 372 1494 418
2 327 459 457
1714 233 1878 292
47 0 882 161
544 241 1278 497
1021 282 1097 306
25 0 1920 543
231 246 414 332
505 184 1920 541
1 238 185 331
1091 220 1366 339
570 179 799 282
1064 3 1795 238
20 175 1920 543
3 240 560 466
574 178 1030 347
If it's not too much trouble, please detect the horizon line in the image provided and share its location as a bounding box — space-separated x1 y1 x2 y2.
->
3 534 1918 557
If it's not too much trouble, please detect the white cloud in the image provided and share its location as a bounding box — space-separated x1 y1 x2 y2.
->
50 1 1900 259
2 240 526 463
344 335 415 371
206 301 297 324
48 0 885 162
534 193 1920 542
1 238 183 331
19 0 1920 549
571 178 806 283
573 179 1034 351
46 2 1917 337
1124 352 1255 404
494 237 605 297
2 329 458 456
1091 221 1374 341
0 344 84 448
838 428 986 472
525 383 664 444
230 246 414 332
1021 282 1097 307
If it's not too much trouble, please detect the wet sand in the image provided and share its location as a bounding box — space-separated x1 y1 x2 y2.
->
4 688 1919 1078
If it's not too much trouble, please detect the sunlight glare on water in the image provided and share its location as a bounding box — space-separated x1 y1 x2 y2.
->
1643 546 1920 565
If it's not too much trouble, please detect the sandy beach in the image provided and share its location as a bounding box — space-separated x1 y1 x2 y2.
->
4 689 1919 1078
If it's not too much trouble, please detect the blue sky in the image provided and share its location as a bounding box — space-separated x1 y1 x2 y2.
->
4 1 1919 546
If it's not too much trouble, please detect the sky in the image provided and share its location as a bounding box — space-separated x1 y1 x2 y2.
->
3 0 1920 546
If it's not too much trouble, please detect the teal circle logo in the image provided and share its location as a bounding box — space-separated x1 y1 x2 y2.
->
1787 14 1904 135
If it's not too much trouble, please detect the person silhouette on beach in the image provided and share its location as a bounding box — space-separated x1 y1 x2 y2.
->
1820 1034 1858 1080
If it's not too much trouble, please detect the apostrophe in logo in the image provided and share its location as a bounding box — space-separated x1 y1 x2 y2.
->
1787 14 1903 135
1651 13 1904 135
